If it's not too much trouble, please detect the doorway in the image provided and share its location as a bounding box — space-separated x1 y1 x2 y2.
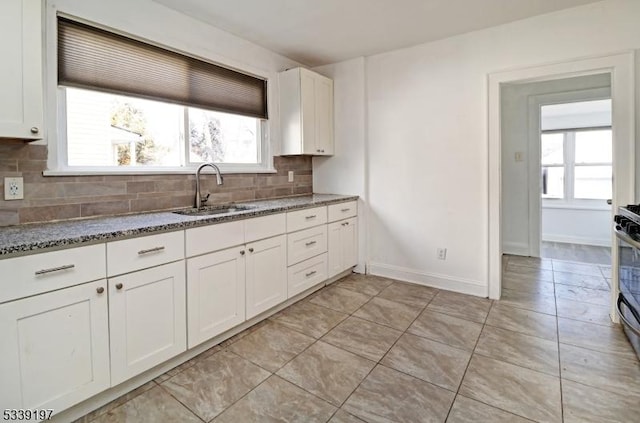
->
539 97 612 266
487 52 635 312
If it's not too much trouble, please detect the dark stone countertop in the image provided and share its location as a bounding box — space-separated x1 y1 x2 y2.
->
0 194 358 257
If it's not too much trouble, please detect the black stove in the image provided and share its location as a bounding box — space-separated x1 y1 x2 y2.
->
615 205 640 238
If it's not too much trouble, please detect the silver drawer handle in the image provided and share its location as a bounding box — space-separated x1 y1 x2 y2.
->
305 241 317 247
138 246 165 255
35 264 75 275
305 270 317 277
305 215 317 220
341 208 350 212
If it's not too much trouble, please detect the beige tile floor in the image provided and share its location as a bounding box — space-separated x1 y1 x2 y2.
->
76 258 640 423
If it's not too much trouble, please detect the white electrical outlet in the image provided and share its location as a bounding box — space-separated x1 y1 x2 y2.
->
4 177 24 200
288 171 294 182
437 248 447 260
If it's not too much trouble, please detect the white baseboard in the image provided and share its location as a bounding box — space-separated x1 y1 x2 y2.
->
502 241 530 256
542 234 611 247
367 262 488 298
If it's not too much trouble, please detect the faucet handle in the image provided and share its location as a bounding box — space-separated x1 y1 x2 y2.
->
200 193 210 207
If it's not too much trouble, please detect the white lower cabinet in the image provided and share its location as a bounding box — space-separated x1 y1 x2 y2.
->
328 217 358 278
109 261 186 385
186 234 288 347
0 280 110 411
246 235 287 319
288 253 328 298
186 247 246 349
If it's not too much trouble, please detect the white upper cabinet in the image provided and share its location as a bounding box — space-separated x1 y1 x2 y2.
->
0 0 43 140
279 67 334 156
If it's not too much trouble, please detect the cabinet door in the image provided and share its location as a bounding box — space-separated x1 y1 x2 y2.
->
342 218 358 270
300 70 317 154
327 221 343 278
109 261 186 385
186 248 246 348
315 75 334 155
246 235 287 319
0 281 110 411
0 0 43 139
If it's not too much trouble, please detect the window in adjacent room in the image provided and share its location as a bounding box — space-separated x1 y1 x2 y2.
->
56 17 269 173
540 99 612 203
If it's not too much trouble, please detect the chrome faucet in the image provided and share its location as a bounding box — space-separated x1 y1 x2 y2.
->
194 163 224 209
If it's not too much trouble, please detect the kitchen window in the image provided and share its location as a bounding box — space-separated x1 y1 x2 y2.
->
541 128 612 202
53 17 271 174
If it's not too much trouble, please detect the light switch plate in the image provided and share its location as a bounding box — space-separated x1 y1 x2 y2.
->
288 171 294 182
4 177 24 200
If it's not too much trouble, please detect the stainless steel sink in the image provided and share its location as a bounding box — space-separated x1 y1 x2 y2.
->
173 204 255 216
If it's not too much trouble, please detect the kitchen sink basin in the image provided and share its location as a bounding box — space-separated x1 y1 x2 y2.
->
173 204 255 216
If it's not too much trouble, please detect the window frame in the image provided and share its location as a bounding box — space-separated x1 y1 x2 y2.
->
541 126 612 207
44 12 278 176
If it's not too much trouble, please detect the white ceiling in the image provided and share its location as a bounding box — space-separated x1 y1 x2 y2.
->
153 0 602 66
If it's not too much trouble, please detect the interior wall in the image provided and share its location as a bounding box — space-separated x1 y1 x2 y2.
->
501 74 611 255
542 208 612 246
312 57 367 273
359 0 639 296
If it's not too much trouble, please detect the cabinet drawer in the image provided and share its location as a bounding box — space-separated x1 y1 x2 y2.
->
286 206 327 232
288 253 328 298
0 244 106 303
186 220 244 257
287 225 327 266
245 213 286 243
328 201 357 222
107 231 184 276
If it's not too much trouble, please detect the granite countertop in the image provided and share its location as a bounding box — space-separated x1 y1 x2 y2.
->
0 194 358 257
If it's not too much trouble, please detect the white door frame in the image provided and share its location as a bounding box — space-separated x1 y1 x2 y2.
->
488 52 635 307
528 87 612 257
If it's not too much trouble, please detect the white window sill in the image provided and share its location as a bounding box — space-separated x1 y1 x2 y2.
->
43 166 278 177
542 202 611 212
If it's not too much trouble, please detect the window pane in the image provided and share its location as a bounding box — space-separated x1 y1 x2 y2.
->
542 166 564 198
541 133 564 165
575 130 612 164
574 165 612 199
188 107 259 164
66 88 183 167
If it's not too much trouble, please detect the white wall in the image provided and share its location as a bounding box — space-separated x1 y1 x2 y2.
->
44 0 301 161
542 207 612 246
501 74 611 255
312 57 367 273
319 0 640 297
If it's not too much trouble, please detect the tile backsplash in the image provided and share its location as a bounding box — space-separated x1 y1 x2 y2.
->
0 144 312 226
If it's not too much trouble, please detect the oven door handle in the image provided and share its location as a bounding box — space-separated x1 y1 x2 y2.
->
617 293 640 337
614 227 640 250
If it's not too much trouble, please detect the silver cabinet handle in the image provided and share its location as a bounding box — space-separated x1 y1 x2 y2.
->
35 264 75 275
341 208 350 212
138 246 165 255
116 283 123 290
30 126 39 134
305 241 317 246
248 248 254 253
342 222 350 226
96 287 105 294
240 250 245 255
305 215 317 220
305 270 317 277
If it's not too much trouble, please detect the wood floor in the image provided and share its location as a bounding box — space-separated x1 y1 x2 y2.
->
541 241 611 265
